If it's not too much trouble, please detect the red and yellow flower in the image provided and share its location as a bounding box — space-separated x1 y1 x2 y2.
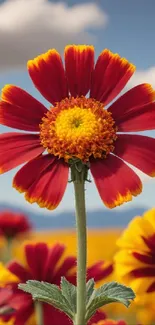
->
0 45 155 209
0 211 31 239
115 208 155 295
0 242 112 325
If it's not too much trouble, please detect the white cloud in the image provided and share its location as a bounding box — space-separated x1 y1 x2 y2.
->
129 66 155 88
0 0 108 70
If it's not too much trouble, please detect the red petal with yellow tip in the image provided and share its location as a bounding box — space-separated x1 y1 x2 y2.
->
114 134 155 176
65 45 94 97
0 133 44 174
90 49 135 105
27 50 68 105
0 85 47 131
13 154 69 210
108 84 155 131
90 155 142 209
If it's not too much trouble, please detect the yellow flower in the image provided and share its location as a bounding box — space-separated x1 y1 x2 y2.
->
0 263 18 285
115 208 155 294
134 292 155 324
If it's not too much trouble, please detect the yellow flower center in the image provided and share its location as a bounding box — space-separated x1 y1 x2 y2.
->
40 97 117 162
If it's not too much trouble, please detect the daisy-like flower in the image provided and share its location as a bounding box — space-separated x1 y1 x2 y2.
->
0 211 31 239
0 45 155 209
0 243 112 325
115 208 155 295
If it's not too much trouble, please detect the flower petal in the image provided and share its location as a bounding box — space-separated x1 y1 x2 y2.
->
108 84 155 131
88 310 106 325
25 243 49 281
90 155 142 208
90 49 135 105
43 244 66 283
27 50 68 105
0 288 13 304
65 45 94 97
9 295 33 325
0 133 44 174
0 85 47 131
52 257 76 285
13 154 69 210
44 304 70 325
114 134 155 176
87 261 113 282
8 262 31 282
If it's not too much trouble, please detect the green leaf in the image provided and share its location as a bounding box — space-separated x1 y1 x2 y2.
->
85 281 135 322
19 280 74 320
60 277 77 313
86 278 95 304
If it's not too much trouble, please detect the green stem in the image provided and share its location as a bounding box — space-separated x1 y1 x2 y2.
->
73 170 87 325
35 301 44 325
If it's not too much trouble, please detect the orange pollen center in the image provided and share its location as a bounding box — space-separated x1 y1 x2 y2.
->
39 96 117 162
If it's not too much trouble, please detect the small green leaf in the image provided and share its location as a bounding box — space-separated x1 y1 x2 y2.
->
86 278 95 304
85 281 135 322
60 277 76 313
19 280 74 320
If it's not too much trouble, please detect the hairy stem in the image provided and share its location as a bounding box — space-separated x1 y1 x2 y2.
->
35 301 44 325
73 167 87 325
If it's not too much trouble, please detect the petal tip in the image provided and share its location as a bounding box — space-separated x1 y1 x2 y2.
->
1 84 13 100
100 48 136 72
27 49 60 69
0 167 4 175
25 192 58 210
149 171 155 177
65 44 94 54
143 83 155 100
13 181 24 194
104 185 142 209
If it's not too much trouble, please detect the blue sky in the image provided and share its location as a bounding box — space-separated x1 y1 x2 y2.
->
0 0 155 216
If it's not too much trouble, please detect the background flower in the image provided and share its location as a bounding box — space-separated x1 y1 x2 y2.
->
115 208 155 295
0 211 32 239
0 242 113 325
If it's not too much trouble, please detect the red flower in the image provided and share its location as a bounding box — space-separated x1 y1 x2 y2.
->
0 243 112 325
0 211 31 238
0 45 155 209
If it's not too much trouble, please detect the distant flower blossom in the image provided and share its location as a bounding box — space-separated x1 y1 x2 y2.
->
0 45 155 210
115 208 155 295
0 243 113 325
0 211 31 238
